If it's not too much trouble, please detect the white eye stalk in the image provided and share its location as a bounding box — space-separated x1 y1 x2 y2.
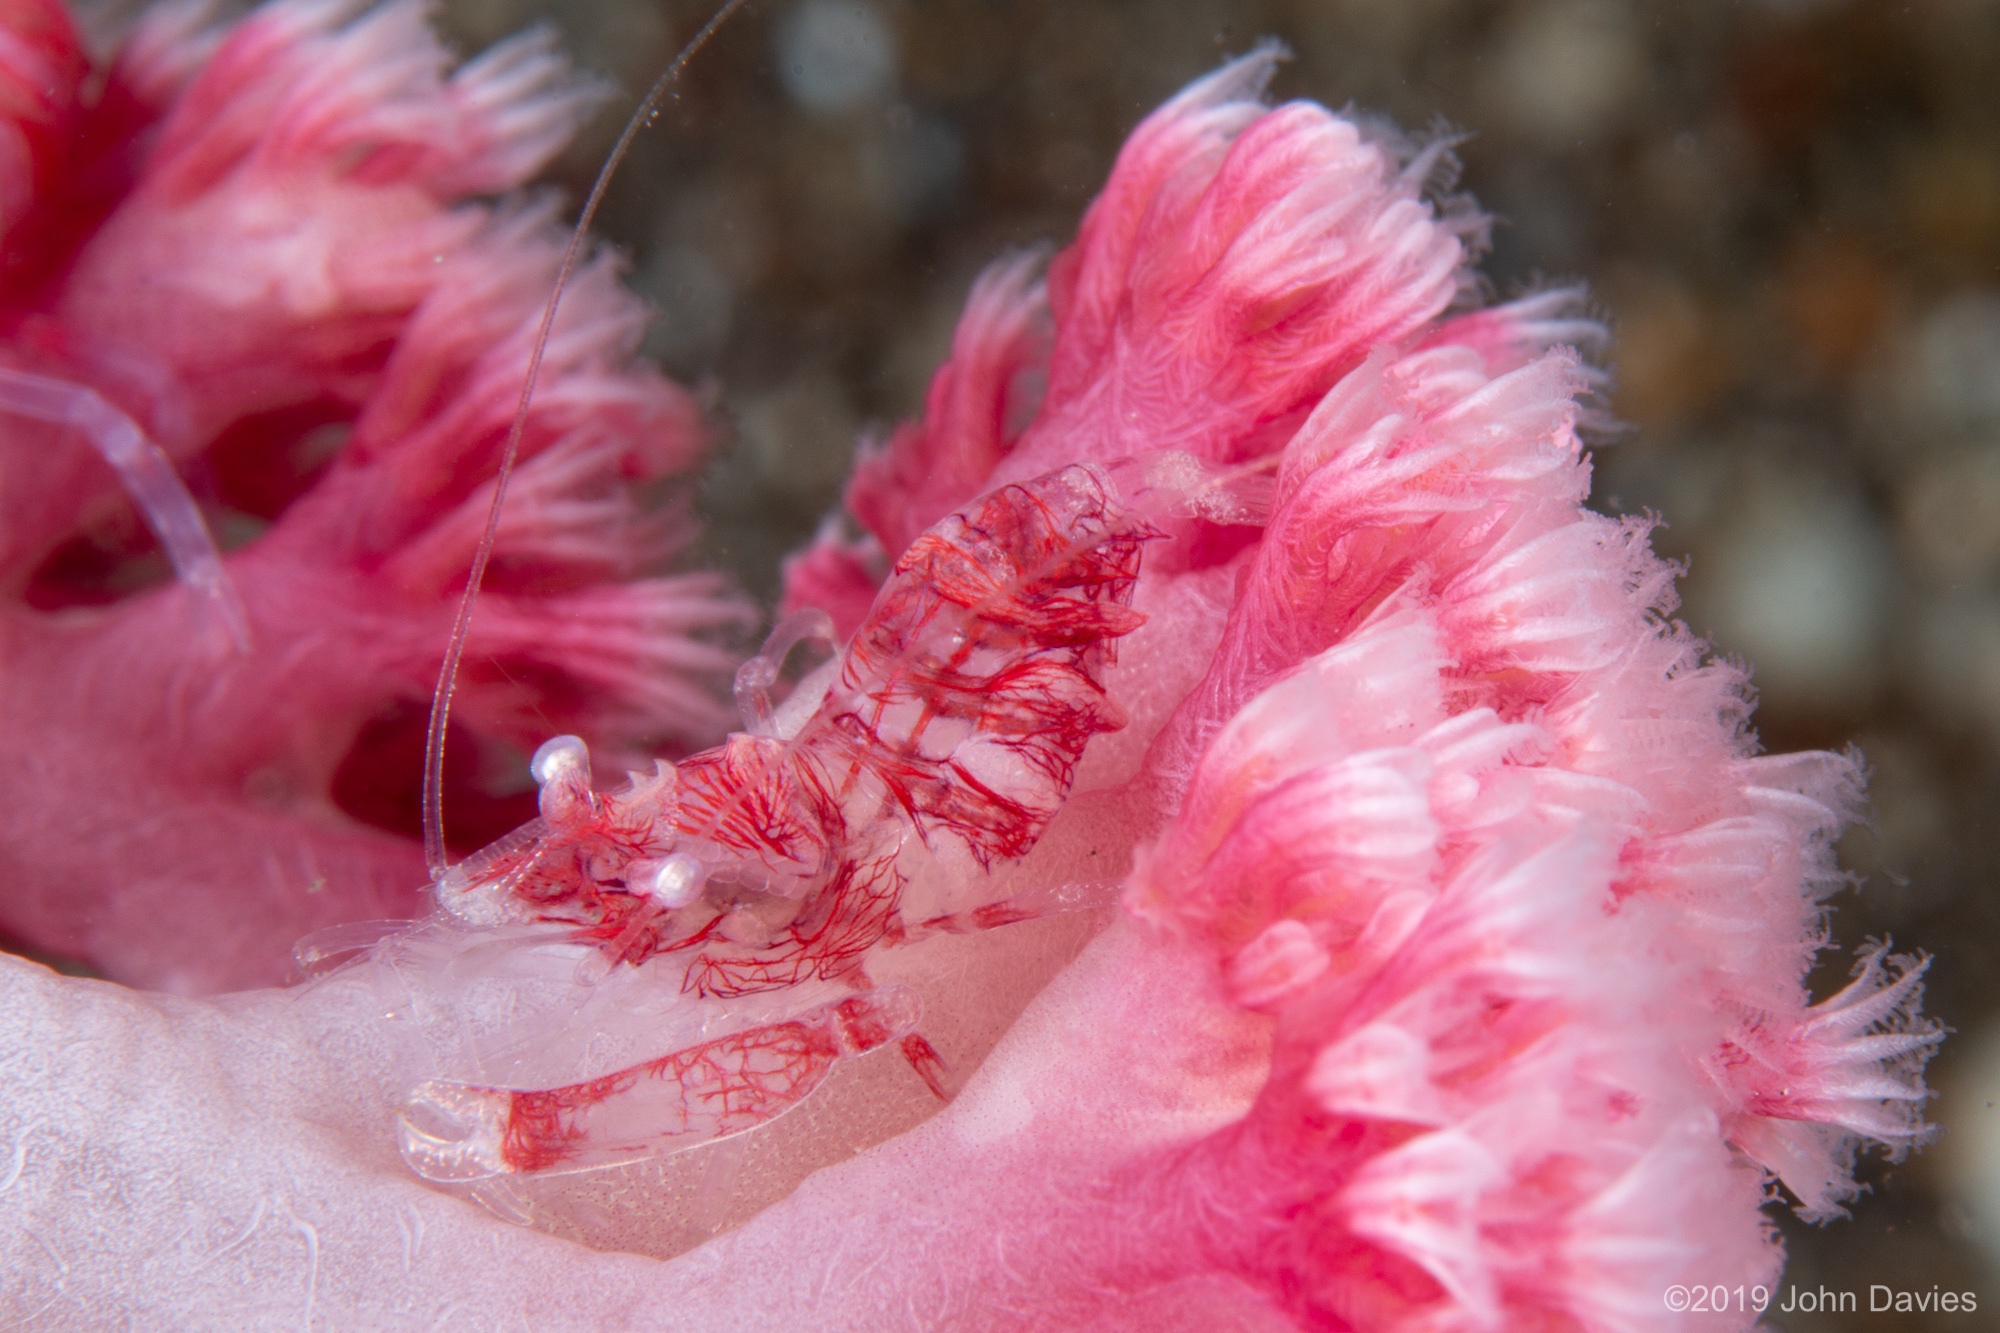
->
531 734 595 827
529 734 589 786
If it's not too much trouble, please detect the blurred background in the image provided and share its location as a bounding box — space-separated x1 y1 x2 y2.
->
49 0 1995 1321
434 0 2000 1323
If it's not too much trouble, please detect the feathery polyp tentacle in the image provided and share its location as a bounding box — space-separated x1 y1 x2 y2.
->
0 0 84 244
384 429 693 594
1146 345 1585 789
455 577 753 749
1718 944 1942 1219
846 251 1051 560
347 204 698 556
1007 46 1470 480
0 0 735 991
141 0 598 199
52 0 608 456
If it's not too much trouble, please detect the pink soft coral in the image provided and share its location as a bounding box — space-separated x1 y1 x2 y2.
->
0 39 1939 1331
0 0 747 991
780 47 1941 1317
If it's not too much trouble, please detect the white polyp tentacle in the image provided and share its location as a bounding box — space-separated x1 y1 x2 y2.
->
1119 449 1277 526
0 365 249 652
733 606 838 738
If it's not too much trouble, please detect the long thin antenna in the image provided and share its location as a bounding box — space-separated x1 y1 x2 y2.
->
423 0 754 879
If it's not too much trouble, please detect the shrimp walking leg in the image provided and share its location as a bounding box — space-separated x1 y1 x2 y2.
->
396 984 925 1180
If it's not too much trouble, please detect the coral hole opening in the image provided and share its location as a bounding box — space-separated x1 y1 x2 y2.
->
21 505 173 609
332 699 539 856
201 404 352 522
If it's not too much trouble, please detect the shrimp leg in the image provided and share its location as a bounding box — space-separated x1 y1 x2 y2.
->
397 983 925 1180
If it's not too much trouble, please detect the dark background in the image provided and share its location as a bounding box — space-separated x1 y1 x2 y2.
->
448 0 2000 1322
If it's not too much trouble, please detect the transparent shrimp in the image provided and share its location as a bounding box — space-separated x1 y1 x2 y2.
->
432 457 1189 953
0 364 248 650
397 0 1272 1191
405 451 1268 1178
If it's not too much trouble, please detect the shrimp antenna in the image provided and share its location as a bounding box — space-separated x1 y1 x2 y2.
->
423 0 754 879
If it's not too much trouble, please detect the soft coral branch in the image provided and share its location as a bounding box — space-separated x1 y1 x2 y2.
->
0 0 604 578
0 0 744 990
787 49 1936 1315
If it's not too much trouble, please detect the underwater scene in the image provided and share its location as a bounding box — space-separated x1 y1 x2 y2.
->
0 0 1995 1327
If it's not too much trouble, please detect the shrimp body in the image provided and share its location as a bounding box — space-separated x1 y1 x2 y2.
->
444 460 1144 956
404 453 1267 1182
437 461 1145 989
398 462 1165 1180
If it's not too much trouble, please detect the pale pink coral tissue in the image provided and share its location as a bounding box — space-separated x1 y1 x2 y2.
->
0 3 1941 1330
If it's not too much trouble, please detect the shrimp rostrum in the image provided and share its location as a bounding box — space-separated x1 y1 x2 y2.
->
393 453 1262 1185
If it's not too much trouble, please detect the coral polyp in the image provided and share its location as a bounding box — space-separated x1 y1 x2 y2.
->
0 5 1944 1328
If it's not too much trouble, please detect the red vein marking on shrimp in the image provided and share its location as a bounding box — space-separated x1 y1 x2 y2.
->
898 1034 950 1102
682 852 905 997
492 987 922 1172
799 467 1146 858
440 463 1162 998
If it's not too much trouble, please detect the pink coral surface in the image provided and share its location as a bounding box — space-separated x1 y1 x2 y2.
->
0 9 1941 1330
0 0 748 990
